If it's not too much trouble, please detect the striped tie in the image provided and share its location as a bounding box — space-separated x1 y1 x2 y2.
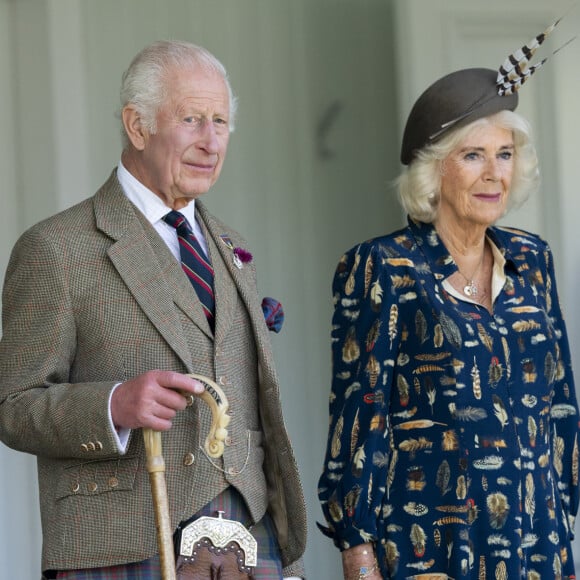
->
163 210 215 327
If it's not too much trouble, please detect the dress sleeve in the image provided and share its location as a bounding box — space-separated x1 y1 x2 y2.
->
318 242 400 550
544 243 580 538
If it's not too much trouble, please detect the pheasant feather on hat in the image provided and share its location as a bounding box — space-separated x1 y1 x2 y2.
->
400 16 574 165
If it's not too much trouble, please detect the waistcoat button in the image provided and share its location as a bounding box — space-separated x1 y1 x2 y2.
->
183 452 195 466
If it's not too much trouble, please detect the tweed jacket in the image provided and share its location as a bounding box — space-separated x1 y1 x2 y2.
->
0 171 307 575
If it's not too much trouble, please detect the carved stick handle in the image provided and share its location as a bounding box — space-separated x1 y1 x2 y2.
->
143 374 231 580
186 373 231 458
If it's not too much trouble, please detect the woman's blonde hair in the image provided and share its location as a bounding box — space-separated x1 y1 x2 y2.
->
396 110 540 223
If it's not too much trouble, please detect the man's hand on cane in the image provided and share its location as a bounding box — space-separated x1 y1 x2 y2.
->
112 370 205 431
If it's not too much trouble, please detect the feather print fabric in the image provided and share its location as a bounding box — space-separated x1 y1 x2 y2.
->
318 219 580 579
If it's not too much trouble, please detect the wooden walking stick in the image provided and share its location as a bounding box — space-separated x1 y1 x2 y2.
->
143 374 231 580
143 427 176 580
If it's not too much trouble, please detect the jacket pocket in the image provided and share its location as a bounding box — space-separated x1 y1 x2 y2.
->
56 455 140 499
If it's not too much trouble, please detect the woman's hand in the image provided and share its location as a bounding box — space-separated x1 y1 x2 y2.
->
341 543 382 580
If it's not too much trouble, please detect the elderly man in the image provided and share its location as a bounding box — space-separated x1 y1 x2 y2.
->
0 40 306 579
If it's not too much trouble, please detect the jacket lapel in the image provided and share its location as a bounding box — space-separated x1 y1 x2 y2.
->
197 202 263 349
93 173 198 370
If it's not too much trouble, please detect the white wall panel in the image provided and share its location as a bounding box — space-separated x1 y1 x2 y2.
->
0 0 18 266
10 0 59 230
47 0 92 210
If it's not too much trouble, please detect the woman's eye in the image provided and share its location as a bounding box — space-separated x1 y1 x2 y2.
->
464 151 479 161
499 150 513 160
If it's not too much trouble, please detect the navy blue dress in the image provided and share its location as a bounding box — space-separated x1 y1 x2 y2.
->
318 218 580 579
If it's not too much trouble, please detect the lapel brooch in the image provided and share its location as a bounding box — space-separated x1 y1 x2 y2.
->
220 234 253 269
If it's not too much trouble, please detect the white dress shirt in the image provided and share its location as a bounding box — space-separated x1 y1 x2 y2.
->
442 236 506 305
109 161 209 450
116 160 209 258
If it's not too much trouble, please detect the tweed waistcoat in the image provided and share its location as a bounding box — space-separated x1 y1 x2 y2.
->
148 215 268 525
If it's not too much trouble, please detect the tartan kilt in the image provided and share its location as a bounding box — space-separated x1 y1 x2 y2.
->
48 488 282 580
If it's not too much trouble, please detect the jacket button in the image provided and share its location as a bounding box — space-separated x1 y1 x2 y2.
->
95 441 103 451
88 482 98 493
87 442 96 451
185 394 195 407
218 376 227 386
71 482 80 493
227 467 237 476
108 477 119 488
183 453 195 466
80 443 89 452
225 437 233 446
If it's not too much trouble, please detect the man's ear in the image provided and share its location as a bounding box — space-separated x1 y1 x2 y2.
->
122 105 148 151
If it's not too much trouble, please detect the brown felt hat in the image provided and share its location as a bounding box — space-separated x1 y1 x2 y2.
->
400 68 518 165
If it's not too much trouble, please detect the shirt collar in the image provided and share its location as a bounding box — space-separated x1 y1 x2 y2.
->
407 217 518 280
116 161 197 227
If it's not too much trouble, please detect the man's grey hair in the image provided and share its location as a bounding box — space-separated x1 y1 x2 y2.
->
118 40 238 148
